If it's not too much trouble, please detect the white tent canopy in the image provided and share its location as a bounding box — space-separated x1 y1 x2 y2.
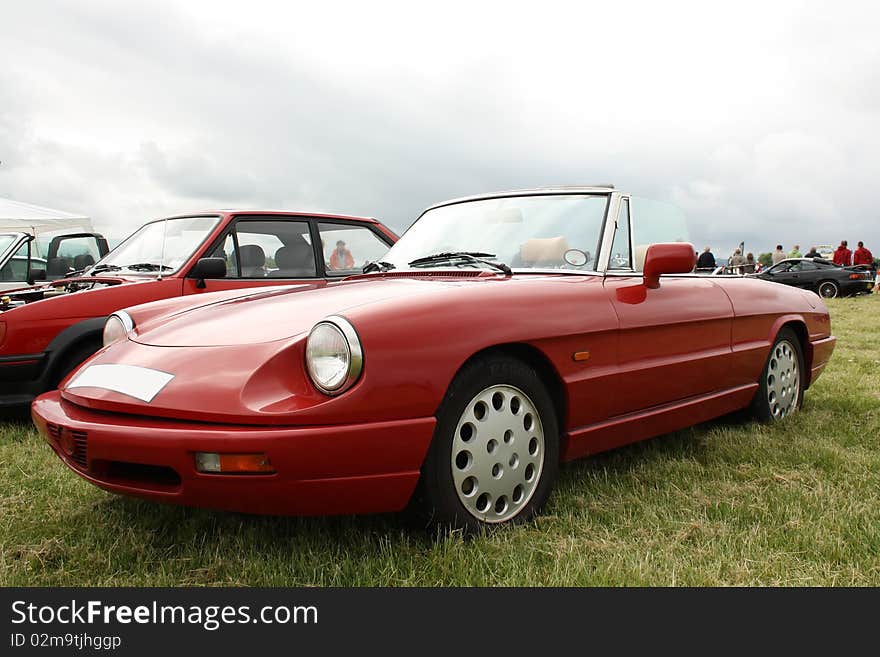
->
0 197 94 235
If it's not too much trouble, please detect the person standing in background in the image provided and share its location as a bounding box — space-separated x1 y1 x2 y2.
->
743 252 757 273
329 240 355 270
772 245 786 264
853 241 873 266
730 248 745 273
697 246 716 270
789 244 802 258
833 240 852 266
805 246 820 258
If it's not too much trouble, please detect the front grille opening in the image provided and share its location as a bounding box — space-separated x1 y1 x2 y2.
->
91 460 181 491
46 424 88 471
71 431 88 469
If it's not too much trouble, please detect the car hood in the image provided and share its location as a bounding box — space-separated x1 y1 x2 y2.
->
131 273 493 347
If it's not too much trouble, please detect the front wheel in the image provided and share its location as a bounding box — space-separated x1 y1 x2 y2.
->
817 280 839 298
420 356 559 533
750 328 804 422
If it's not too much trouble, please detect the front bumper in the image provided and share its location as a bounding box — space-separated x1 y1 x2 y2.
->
33 392 436 516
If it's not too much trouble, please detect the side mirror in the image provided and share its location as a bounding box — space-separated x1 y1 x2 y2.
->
189 257 226 288
642 243 696 289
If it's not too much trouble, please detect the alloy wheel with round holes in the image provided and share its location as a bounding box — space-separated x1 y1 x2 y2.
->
420 356 559 532
451 384 544 523
817 280 839 298
750 327 805 422
765 339 801 419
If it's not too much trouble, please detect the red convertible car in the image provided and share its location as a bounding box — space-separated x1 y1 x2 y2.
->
0 210 396 407
33 187 836 531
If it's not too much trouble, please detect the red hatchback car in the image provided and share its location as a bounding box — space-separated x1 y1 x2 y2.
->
33 187 835 531
0 211 397 407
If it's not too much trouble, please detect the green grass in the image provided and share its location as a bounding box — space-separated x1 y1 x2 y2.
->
2 296 879 586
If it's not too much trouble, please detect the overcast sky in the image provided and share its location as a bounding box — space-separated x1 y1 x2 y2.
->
2 0 879 256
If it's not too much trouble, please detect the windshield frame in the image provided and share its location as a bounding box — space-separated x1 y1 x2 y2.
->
386 190 616 276
90 214 222 276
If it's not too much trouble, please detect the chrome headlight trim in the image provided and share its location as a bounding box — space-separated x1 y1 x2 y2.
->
102 310 135 347
305 315 363 395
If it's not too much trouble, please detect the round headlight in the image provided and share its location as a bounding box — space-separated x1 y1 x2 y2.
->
305 316 363 395
102 311 134 347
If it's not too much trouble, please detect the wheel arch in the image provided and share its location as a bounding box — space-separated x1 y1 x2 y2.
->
773 318 814 389
43 316 107 386
446 342 568 452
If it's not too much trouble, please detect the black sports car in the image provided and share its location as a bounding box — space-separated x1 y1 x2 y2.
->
753 258 875 298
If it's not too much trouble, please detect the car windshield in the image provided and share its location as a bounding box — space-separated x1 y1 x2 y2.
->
91 216 220 274
383 194 609 272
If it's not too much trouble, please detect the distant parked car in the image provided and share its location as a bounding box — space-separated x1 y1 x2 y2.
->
753 258 874 298
0 255 47 283
0 210 397 407
0 230 109 292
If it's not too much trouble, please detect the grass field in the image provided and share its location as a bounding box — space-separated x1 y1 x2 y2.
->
1 296 878 586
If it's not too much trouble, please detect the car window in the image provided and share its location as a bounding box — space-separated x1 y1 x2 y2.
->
217 219 317 279
790 261 817 272
608 199 632 270
770 262 792 273
630 197 690 272
318 222 390 276
208 234 239 277
0 242 35 282
55 236 100 260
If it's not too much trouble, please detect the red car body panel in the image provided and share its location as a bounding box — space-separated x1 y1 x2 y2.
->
33 264 835 516
0 211 397 406
33 395 435 515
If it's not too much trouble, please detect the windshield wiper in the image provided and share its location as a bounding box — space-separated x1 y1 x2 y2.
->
84 264 122 275
123 263 174 272
362 261 397 273
408 252 512 276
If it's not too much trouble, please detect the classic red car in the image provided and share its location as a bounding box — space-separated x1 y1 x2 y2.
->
0 211 397 407
32 187 836 531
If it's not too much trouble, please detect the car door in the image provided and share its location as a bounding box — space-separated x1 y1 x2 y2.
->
182 215 322 295
601 196 734 418
763 261 795 286
788 260 820 289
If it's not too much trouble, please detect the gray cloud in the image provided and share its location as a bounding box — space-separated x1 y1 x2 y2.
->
1 0 879 257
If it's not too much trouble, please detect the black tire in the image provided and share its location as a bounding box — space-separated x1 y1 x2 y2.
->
420 355 559 533
48 339 102 389
750 327 805 422
817 280 839 298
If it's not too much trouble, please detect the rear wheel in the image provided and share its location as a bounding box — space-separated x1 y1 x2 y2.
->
817 280 839 298
750 328 804 422
420 356 559 533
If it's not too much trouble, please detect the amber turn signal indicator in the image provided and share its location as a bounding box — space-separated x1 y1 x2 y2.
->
194 452 275 474
572 351 591 362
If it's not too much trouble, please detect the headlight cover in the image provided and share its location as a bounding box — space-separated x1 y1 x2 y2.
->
102 311 135 347
305 316 363 395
